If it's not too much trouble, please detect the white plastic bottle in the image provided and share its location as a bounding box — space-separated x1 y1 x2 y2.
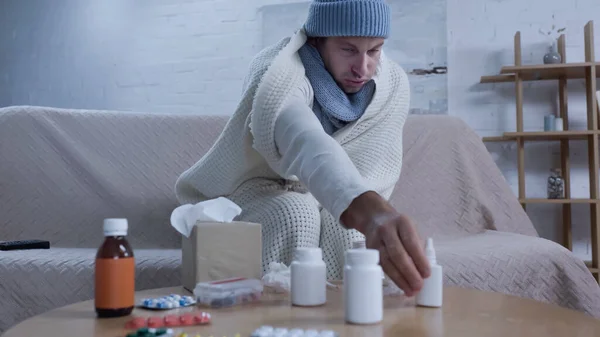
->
344 248 383 324
352 240 397 290
416 237 443 307
291 247 327 306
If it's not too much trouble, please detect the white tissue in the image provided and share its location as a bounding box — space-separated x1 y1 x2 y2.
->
170 197 242 237
261 262 291 293
261 262 342 293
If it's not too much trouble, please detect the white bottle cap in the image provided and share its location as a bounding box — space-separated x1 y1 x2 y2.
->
103 218 128 236
352 240 366 249
345 248 379 266
293 247 322 262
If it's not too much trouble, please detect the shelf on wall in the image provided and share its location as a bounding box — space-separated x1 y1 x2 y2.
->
480 62 600 83
504 130 598 140
502 62 600 80
519 198 600 204
483 130 598 142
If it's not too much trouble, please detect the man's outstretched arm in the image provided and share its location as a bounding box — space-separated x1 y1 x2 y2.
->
270 87 430 296
273 89 372 223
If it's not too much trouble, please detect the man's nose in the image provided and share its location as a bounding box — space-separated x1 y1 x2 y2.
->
352 54 369 78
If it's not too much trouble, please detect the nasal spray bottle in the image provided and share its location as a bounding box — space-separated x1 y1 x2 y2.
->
416 238 443 307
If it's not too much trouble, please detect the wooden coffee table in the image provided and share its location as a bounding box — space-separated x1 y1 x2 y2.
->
2 285 599 337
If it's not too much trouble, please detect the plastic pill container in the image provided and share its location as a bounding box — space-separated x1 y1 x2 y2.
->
351 240 395 288
344 248 383 324
193 277 263 308
291 247 326 306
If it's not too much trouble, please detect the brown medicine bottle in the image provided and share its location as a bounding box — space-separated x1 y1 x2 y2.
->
95 218 135 318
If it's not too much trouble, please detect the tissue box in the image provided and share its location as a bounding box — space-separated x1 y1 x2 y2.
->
181 221 262 292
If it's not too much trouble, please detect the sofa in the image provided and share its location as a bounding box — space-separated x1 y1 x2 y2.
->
1 105 599 333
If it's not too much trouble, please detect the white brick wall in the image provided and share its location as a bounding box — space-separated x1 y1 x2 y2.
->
2 0 599 260
0 0 301 114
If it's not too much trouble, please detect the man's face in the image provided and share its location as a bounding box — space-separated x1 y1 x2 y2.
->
314 36 384 94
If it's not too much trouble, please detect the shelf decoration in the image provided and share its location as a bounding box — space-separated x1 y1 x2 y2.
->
547 168 565 199
544 41 563 64
544 114 556 131
540 22 566 64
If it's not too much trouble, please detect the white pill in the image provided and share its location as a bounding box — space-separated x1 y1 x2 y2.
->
251 331 272 337
259 326 274 333
285 330 304 337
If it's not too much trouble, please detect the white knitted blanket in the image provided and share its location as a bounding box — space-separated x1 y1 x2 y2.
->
175 28 411 215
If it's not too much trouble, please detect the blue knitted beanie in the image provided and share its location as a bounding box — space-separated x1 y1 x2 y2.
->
304 0 391 38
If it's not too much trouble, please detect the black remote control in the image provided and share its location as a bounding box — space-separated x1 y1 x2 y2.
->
0 240 50 251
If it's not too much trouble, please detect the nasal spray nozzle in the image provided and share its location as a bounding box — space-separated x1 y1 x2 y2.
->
425 237 436 265
416 237 443 307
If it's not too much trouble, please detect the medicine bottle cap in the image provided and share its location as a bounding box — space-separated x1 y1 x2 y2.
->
293 247 322 262
345 248 379 266
103 218 128 236
352 240 366 249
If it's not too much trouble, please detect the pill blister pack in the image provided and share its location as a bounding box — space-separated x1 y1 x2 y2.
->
139 294 196 310
171 332 242 337
250 326 338 337
125 327 174 337
124 312 211 330
125 328 240 337
193 277 263 308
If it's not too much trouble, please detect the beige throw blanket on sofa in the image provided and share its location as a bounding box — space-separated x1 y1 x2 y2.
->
392 115 600 318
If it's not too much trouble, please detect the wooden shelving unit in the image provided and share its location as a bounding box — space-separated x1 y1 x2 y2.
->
480 21 600 282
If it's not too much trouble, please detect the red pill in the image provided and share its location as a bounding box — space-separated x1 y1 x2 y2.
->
147 316 164 328
179 313 194 326
124 317 147 329
164 314 179 327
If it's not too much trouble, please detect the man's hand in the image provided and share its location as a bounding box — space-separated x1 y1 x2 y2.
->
340 191 431 296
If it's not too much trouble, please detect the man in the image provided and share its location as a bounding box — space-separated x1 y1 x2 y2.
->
175 0 430 296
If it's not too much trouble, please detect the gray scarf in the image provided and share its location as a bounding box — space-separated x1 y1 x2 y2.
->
297 43 375 135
